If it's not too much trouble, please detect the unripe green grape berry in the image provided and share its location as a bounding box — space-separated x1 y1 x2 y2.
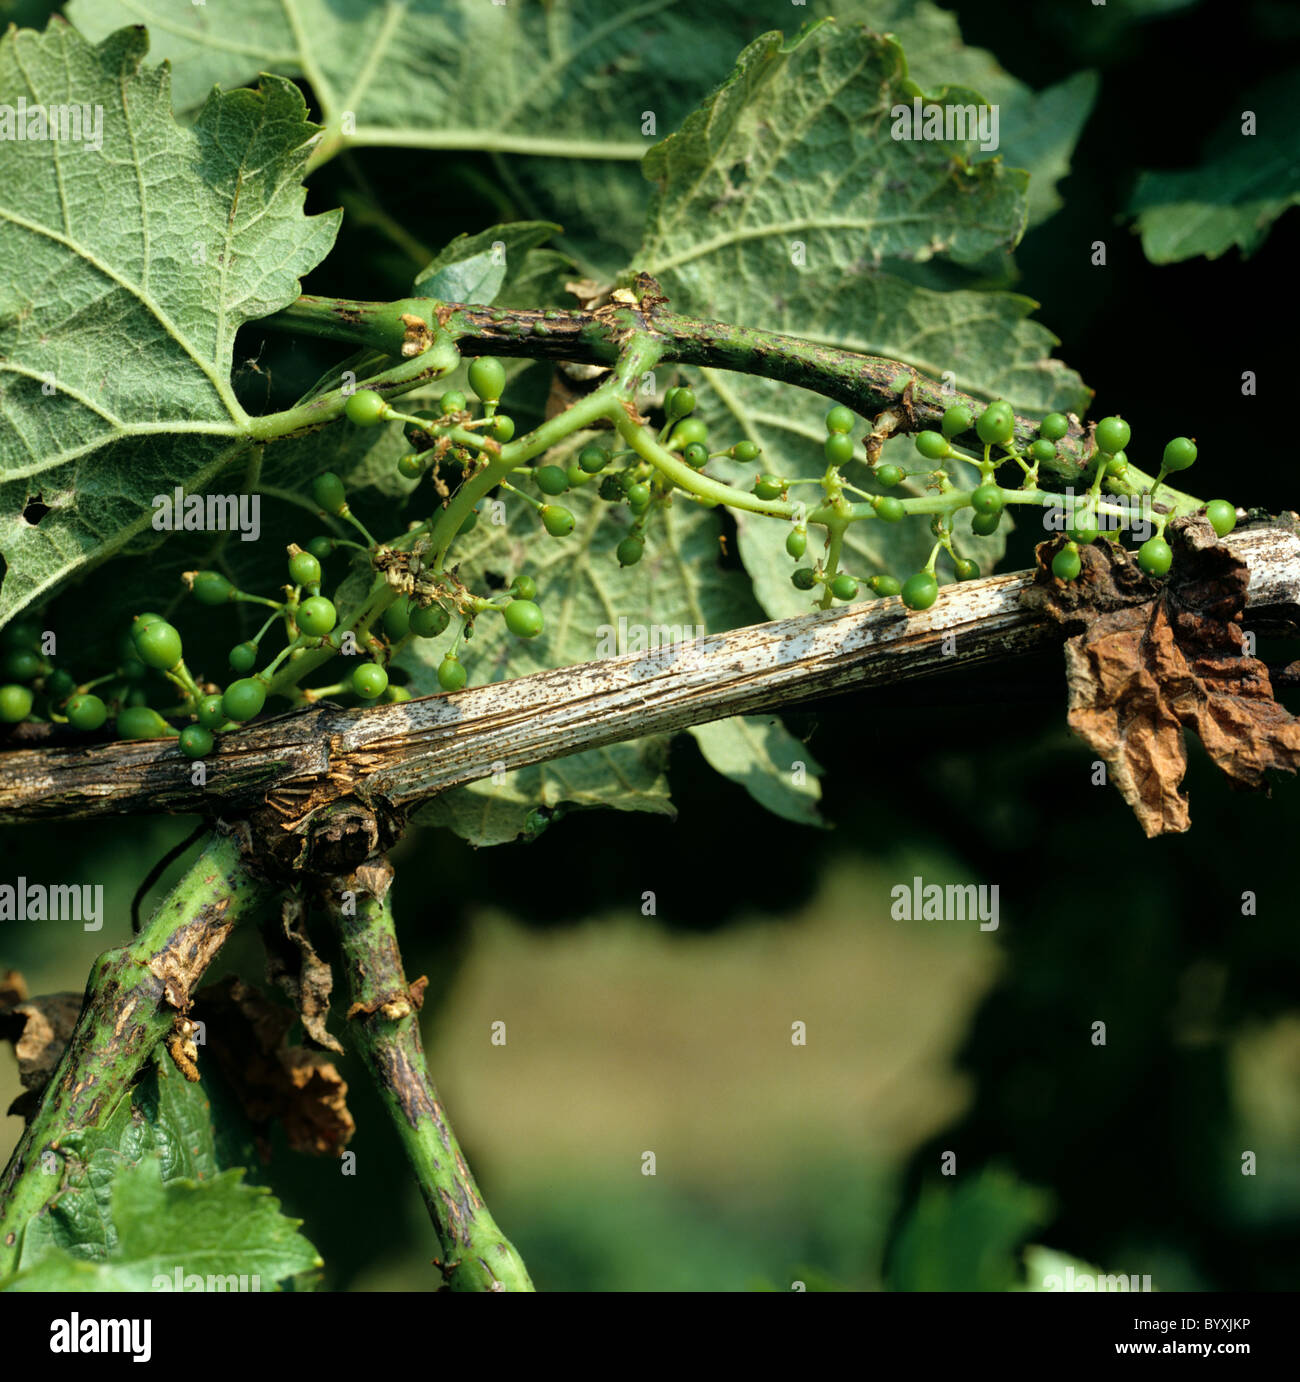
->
829 573 858 601
754 475 784 500
383 601 411 641
1040 413 1070 442
312 471 346 515
197 694 226 730
307 536 334 562
65 692 107 731
345 389 388 427
824 432 854 465
976 401 1015 447
731 440 760 463
1205 500 1237 538
617 536 644 567
970 510 1002 536
791 568 818 591
1162 436 1197 471
289 551 321 587
578 445 607 474
915 430 949 461
504 600 544 639
512 575 538 601
534 465 569 496
229 642 258 674
1138 536 1173 576
134 621 183 671
116 705 177 740
785 529 807 559
599 475 623 502
179 725 214 759
439 390 468 415
2 649 42 682
409 603 450 638
1067 510 1100 546
1 619 41 650
825 405 855 435
665 387 696 419
192 570 234 606
490 414 515 442
626 484 651 513
0 684 34 722
1106 454 1129 477
1052 546 1082 582
297 596 338 637
682 442 709 468
876 463 904 488
541 505 575 538
46 668 76 702
869 575 902 597
901 572 940 610
875 496 906 523
1094 416 1130 455
132 612 165 633
1028 439 1056 465
384 685 412 704
468 356 506 403
669 418 708 449
397 453 425 480
566 464 591 489
970 484 1004 517
352 662 389 699
222 677 267 722
953 557 980 581
941 404 973 439
437 654 467 692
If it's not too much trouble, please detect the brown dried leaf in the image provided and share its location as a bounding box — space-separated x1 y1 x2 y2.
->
262 894 344 1054
0 977 83 1120
1023 517 1300 836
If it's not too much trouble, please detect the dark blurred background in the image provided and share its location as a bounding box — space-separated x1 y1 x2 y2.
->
2 0 1299 1290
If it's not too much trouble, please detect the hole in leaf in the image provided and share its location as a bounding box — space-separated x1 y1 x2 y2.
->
22 495 50 525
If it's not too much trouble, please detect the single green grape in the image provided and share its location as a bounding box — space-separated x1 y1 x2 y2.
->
824 432 854 465
578 445 607 474
439 390 468 415
535 465 569 495
915 430 949 461
352 662 389 699
312 471 346 515
229 642 258 674
132 612 165 633
46 668 76 702
668 418 708 450
617 536 644 567
1162 436 1197 471
1094 416 1130 455
116 705 177 740
731 440 760 463
970 483 1004 517
409 603 451 638
541 505 575 538
1028 439 1057 465
345 389 388 427
1 619 41 650
785 528 807 559
754 475 784 500
179 725 214 759
297 596 337 637
504 600 544 638
197 694 226 730
1040 413 1070 442
383 601 412 641
665 386 696 420
953 557 980 581
829 573 858 601
626 484 651 513
512 575 538 601
976 401 1015 447
2 648 42 682
134 620 183 671
567 464 593 489
1052 545 1082 582
1138 536 1173 576
222 677 267 722
1067 509 1100 546
289 550 321 587
599 475 624 502
970 510 1002 536
468 356 507 402
384 685 412 704
791 568 818 591
901 572 939 610
307 536 335 562
682 442 709 468
1106 453 1129 477
397 454 425 480
867 575 901 598
65 692 108 731
941 404 973 438
0 684 34 722
192 570 234 605
875 496 906 523
825 405 855 435
875 463 904 488
437 654 467 692
1205 500 1237 538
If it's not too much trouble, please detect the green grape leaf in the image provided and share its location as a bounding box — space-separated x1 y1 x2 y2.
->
0 22 338 624
1128 70 1300 263
688 716 826 827
403 466 764 846
413 221 564 306
3 1156 321 1292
